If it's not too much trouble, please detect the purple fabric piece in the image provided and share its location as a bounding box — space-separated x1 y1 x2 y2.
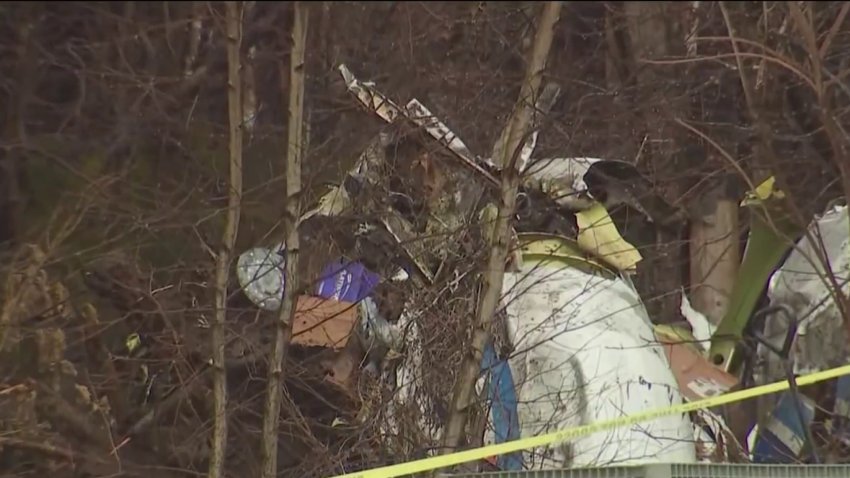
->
315 259 381 302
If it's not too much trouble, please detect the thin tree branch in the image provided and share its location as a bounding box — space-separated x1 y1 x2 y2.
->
440 0 562 461
818 2 850 58
785 1 850 331
209 2 243 478
260 2 309 477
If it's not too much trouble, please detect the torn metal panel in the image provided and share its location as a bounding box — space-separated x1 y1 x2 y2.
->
405 99 499 185
377 211 435 284
339 63 500 186
750 203 849 463
339 64 406 125
524 157 598 208
654 325 738 402
759 204 850 384
299 133 388 223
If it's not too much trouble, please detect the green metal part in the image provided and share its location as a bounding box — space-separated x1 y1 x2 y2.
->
708 177 805 374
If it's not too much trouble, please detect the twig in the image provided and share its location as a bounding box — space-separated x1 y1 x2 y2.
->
123 363 209 438
0 436 74 461
209 2 244 478
30 379 115 452
785 0 850 334
260 3 309 477
818 3 850 58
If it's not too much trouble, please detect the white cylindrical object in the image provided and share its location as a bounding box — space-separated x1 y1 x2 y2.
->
502 259 697 468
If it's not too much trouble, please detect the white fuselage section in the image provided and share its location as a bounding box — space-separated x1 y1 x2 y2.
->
501 258 697 467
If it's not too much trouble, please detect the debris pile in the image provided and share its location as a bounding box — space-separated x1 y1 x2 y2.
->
4 61 849 477
233 65 746 471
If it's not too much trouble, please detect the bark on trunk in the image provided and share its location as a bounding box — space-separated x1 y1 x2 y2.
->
440 0 562 458
689 179 740 325
209 2 244 478
260 3 309 477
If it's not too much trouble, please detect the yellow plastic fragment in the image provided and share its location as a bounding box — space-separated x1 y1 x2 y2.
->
575 202 642 272
742 175 786 206
125 333 141 354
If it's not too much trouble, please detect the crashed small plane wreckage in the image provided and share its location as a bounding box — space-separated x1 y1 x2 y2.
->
749 201 850 463
235 65 738 469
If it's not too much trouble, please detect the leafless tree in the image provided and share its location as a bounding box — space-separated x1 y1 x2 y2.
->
442 0 562 456
210 2 244 477
2 3 850 476
260 2 309 477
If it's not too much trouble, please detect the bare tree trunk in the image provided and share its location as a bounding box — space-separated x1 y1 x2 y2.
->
682 2 740 327
441 0 562 457
209 3 243 478
260 3 308 477
689 180 740 325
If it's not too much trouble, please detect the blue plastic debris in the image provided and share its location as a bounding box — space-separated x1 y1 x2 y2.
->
481 342 523 470
752 391 816 463
833 375 850 443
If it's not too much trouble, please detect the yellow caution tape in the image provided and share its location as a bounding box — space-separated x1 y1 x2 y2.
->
330 363 850 478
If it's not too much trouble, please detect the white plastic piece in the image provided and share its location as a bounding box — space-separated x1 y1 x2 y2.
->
358 297 401 352
748 423 760 461
383 306 445 445
680 289 717 351
390 268 410 282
